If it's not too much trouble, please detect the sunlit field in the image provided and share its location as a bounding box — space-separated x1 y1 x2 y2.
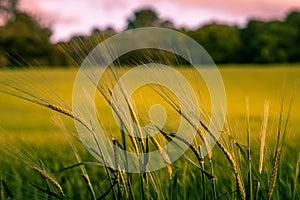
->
0 65 299 199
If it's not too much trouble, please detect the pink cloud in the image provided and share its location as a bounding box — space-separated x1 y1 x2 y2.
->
164 0 300 18
19 0 81 25
16 0 300 41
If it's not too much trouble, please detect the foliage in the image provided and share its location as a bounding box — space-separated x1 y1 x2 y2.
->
126 8 174 30
0 9 69 67
127 8 160 29
186 24 242 63
240 17 300 63
0 6 300 66
62 8 300 65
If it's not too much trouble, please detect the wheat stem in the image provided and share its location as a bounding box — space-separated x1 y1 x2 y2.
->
292 153 300 200
246 97 253 200
150 137 173 179
268 148 281 199
33 167 65 197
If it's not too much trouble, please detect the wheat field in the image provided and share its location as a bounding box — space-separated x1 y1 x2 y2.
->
0 65 299 199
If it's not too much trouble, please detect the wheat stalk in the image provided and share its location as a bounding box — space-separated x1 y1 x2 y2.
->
82 174 96 200
219 143 246 200
292 153 300 200
33 167 65 197
53 117 96 200
259 100 269 174
245 97 253 200
255 100 269 200
268 148 281 199
150 136 173 179
154 84 246 199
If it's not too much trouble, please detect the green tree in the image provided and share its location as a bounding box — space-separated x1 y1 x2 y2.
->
261 21 297 62
0 11 67 67
188 24 242 63
126 8 161 29
240 20 266 62
160 20 174 29
241 18 298 63
285 11 300 62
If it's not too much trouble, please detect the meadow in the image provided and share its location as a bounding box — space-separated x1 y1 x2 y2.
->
0 65 299 199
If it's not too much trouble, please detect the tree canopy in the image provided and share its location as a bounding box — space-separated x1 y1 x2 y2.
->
0 6 300 67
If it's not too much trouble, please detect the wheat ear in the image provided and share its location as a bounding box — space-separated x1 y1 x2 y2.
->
268 149 281 199
33 167 65 197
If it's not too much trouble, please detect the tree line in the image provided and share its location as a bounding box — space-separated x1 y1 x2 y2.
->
0 1 300 67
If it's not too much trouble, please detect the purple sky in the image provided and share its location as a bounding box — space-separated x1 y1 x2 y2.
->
17 0 300 42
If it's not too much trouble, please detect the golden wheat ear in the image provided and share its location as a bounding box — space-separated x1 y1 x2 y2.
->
33 167 65 197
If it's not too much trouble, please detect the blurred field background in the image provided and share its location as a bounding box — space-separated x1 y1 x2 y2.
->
0 65 299 198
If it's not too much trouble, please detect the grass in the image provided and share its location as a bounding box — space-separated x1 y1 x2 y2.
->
0 65 299 199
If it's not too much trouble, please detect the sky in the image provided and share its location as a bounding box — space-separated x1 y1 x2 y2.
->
17 0 300 42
